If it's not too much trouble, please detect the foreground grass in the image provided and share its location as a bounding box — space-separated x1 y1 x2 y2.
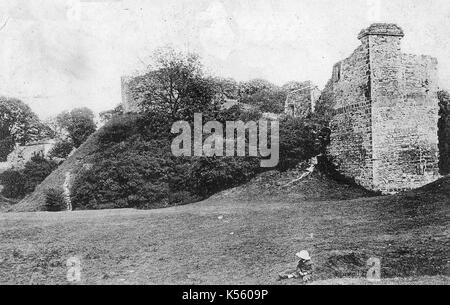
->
0 187 448 284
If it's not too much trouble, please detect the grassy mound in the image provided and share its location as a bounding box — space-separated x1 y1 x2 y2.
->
213 163 377 202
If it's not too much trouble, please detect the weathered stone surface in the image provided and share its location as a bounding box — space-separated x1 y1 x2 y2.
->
325 23 441 194
121 76 139 113
284 81 321 118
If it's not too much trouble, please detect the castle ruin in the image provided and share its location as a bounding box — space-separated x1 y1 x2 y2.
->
324 23 441 193
284 81 321 117
121 23 443 194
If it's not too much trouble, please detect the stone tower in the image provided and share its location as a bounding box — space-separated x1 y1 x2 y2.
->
326 23 440 193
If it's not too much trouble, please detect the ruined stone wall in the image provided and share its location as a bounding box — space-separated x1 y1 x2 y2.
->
284 81 321 118
327 40 374 190
369 36 440 193
0 140 56 171
326 23 441 193
285 88 313 117
121 76 140 113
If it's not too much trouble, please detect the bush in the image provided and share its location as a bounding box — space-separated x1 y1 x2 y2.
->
187 157 261 197
241 88 286 113
0 136 15 162
71 147 173 210
48 139 74 159
277 116 323 171
23 153 59 194
44 188 67 211
0 169 26 198
97 113 141 146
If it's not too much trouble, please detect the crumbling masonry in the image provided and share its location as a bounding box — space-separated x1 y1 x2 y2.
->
324 23 441 193
284 81 321 117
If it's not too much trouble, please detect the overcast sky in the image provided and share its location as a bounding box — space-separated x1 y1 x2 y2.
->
0 0 449 119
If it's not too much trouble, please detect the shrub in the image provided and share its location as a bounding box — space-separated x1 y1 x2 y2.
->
44 188 67 212
97 113 141 146
187 157 261 197
23 153 59 194
241 88 286 113
71 148 173 210
277 116 322 171
48 139 74 159
0 136 15 162
0 169 26 198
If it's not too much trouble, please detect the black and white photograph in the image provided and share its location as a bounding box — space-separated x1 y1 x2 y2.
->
0 0 448 292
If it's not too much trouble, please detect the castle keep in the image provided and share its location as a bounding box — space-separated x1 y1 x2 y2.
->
325 23 440 193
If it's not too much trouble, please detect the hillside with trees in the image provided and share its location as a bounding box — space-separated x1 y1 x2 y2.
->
15 47 327 211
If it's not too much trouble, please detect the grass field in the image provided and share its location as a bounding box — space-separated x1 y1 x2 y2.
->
0 174 449 285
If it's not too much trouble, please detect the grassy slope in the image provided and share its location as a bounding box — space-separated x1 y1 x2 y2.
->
12 134 101 212
0 175 448 285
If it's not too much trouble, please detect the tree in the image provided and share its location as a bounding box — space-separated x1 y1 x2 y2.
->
48 139 75 159
43 116 67 139
128 46 222 121
210 77 240 100
56 107 97 148
241 88 286 113
238 79 286 113
0 97 46 161
239 79 277 96
0 169 25 198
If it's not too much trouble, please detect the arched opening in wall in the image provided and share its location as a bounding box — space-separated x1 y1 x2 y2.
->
438 90 450 175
